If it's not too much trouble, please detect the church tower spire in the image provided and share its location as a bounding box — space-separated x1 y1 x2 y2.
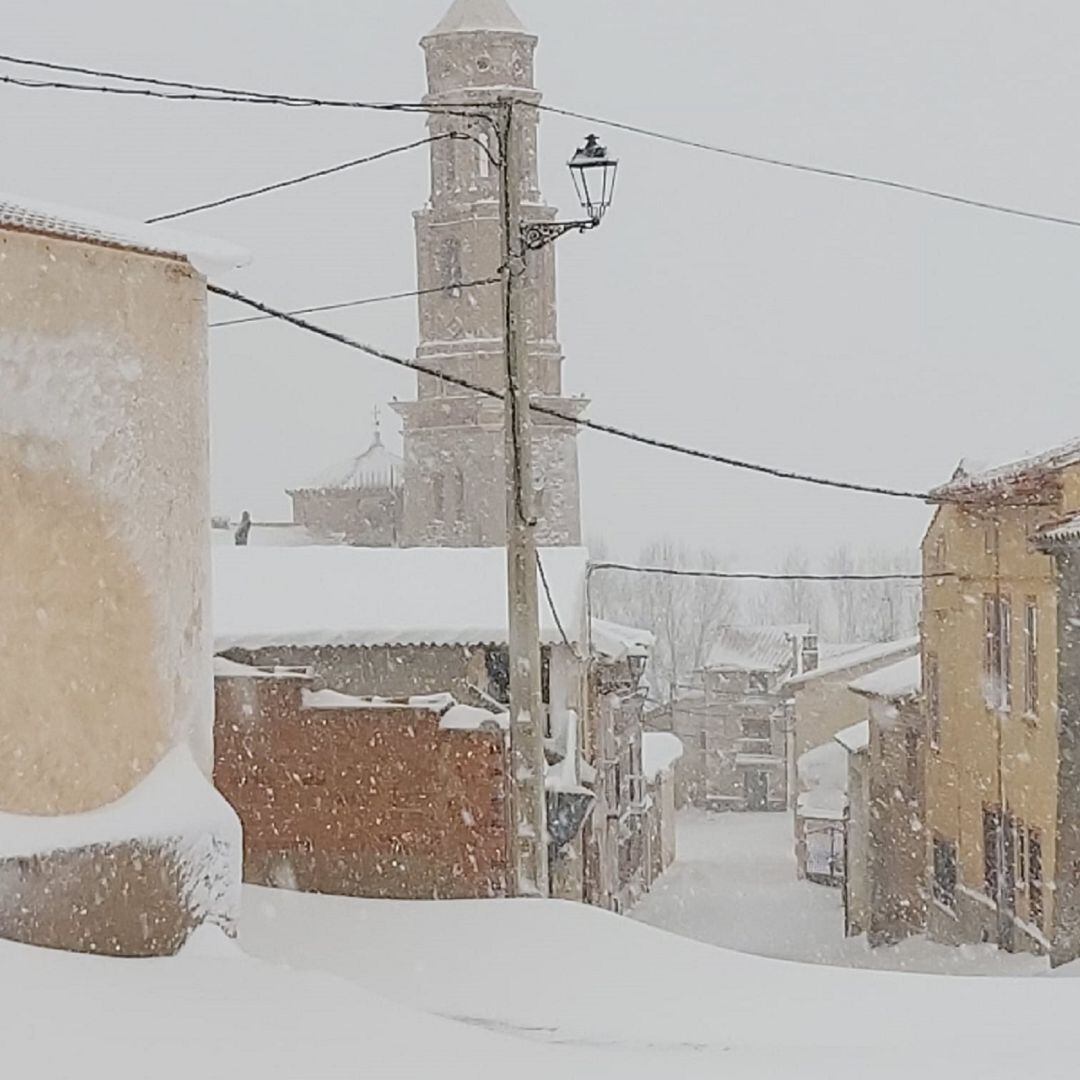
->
394 1 586 549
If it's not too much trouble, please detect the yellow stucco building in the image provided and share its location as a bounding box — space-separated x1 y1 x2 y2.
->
922 443 1080 956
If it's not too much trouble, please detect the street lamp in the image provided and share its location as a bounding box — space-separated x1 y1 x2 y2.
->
569 134 618 222
521 134 619 250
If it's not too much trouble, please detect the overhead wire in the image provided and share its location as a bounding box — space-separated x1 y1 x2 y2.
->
147 133 473 223
0 53 491 118
3 52 1078 230
586 562 947 583
536 103 1080 230
206 282 934 502
209 276 502 328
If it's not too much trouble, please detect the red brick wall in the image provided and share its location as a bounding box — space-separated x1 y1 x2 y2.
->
214 677 508 899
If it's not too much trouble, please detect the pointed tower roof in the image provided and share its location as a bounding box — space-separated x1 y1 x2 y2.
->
428 0 528 36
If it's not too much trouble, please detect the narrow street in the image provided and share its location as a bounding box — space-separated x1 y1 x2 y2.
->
631 811 1047 976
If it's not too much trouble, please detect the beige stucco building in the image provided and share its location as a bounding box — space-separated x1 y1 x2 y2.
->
787 638 920 769
922 444 1080 959
393 0 586 548
843 657 927 945
0 194 243 955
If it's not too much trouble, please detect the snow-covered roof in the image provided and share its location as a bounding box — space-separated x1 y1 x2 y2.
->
849 655 922 701
427 0 528 36
797 740 848 795
212 545 588 651
642 732 684 782
0 191 249 276
786 636 919 688
591 618 654 662
1035 512 1080 548
292 435 403 493
932 436 1080 499
705 625 809 674
797 788 847 821
834 720 870 755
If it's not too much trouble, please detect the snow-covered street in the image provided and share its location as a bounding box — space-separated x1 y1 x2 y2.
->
631 810 1048 975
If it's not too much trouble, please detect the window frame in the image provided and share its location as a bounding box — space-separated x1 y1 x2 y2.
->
926 653 942 750
1023 598 1039 718
932 835 958 910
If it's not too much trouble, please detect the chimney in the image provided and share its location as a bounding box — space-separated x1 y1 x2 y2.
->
801 634 819 674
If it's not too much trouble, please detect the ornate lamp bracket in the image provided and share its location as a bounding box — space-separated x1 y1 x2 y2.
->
521 218 600 251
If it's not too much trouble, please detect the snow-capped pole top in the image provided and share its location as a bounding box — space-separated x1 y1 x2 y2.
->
427 0 529 37
0 191 250 277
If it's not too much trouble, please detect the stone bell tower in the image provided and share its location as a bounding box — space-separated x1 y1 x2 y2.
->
393 0 586 549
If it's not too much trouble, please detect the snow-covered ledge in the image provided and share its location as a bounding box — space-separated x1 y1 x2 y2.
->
0 748 242 956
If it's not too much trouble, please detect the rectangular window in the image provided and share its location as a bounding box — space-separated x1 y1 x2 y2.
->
933 534 947 572
747 672 769 694
699 730 708 752
926 654 941 750
629 742 643 803
983 594 1012 711
1016 819 1027 888
933 836 958 909
1029 828 1044 929
904 727 920 795
1024 599 1039 717
983 805 1001 897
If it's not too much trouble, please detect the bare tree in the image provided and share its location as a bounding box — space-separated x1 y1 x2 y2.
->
592 539 737 704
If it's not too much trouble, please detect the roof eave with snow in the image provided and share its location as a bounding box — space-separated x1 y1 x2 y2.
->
785 636 920 689
0 192 250 277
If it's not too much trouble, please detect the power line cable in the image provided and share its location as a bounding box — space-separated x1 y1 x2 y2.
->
7 53 1080 231
210 276 502 328
0 73 489 124
206 282 933 502
147 133 469 223
586 562 946 583
536 552 574 648
0 53 490 117
537 103 1080 231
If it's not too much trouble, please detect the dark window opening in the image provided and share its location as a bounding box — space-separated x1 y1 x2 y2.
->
933 836 958 909
983 805 1001 897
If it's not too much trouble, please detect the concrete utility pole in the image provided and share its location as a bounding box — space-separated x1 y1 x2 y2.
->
498 97 550 898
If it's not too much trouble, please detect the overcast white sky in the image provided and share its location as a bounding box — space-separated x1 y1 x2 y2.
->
4 1 1080 565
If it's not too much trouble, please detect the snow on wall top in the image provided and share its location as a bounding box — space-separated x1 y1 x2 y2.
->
705 624 810 674
833 720 869 755
0 191 250 276
849 654 921 701
591 618 654 662
212 545 588 651
292 436 403 493
786 636 919 688
642 732 684 782
428 0 528 36
932 435 1080 498
0 745 240 862
1035 512 1080 547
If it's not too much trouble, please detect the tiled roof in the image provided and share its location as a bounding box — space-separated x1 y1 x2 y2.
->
705 625 810 675
1035 513 1080 547
213 544 589 650
849 655 921 701
0 192 248 274
932 437 1080 499
834 720 869 754
786 636 919 688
